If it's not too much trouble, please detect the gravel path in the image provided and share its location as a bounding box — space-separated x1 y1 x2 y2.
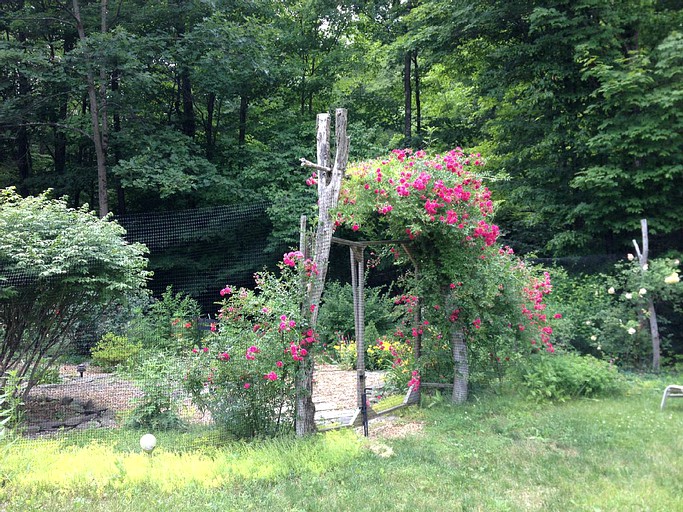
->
25 363 386 428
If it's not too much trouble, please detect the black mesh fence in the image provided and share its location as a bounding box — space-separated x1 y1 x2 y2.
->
116 202 286 313
1 203 367 445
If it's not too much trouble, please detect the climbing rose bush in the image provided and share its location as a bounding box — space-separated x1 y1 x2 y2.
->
329 148 558 388
183 254 318 438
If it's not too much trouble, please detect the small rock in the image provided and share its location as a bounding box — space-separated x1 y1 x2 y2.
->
60 396 74 406
63 416 85 427
99 416 117 428
38 420 66 430
69 403 85 413
75 420 99 430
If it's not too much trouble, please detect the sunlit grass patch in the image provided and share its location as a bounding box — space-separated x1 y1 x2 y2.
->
0 429 364 496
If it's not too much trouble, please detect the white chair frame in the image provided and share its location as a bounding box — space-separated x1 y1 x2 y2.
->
661 385 683 410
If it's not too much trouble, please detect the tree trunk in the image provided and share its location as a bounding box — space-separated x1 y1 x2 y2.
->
73 0 109 217
296 109 350 435
648 299 660 372
111 68 126 215
15 125 31 196
413 51 421 139
53 29 72 177
451 329 468 404
15 14 31 196
206 92 215 159
238 95 248 148
180 69 196 137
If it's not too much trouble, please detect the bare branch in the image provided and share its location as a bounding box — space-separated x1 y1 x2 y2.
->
12 121 93 140
299 158 331 174
632 239 642 262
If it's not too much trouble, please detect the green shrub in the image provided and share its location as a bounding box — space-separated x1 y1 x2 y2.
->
317 282 399 346
125 353 185 431
547 257 682 370
0 370 24 438
36 367 61 385
0 188 149 396
515 352 623 401
90 333 141 372
127 286 202 354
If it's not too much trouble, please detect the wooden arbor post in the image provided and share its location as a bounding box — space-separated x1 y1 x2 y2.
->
296 109 350 435
332 238 415 409
633 218 661 372
350 245 366 408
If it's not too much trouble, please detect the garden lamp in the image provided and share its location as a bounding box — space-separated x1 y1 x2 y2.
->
76 363 86 378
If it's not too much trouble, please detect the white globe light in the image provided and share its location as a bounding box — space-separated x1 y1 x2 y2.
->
140 433 157 454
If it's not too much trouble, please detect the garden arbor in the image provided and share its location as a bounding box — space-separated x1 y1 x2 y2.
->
331 236 414 408
295 111 556 434
330 147 557 405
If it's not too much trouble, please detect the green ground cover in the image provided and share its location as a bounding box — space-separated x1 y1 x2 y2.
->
2 375 682 512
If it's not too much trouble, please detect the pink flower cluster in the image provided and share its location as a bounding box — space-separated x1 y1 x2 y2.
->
245 345 260 360
220 286 232 297
282 251 319 277
338 148 501 253
305 171 318 186
278 314 296 332
522 272 555 352
288 343 308 361
304 259 319 277
378 204 393 215
283 251 304 267
407 370 420 390
472 220 500 247
287 328 317 362
263 371 278 381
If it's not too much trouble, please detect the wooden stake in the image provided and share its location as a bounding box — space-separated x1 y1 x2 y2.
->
633 219 660 372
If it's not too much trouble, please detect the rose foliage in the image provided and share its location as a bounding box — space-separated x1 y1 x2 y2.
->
183 253 318 438
329 149 558 388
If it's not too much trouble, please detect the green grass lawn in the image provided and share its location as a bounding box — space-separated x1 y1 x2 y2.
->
2 375 682 512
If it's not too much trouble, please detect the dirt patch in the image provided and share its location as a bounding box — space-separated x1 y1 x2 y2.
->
359 416 425 440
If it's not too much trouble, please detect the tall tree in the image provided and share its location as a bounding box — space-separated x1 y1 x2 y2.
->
404 0 683 254
72 0 109 216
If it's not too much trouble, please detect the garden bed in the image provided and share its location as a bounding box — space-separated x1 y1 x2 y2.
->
23 363 386 435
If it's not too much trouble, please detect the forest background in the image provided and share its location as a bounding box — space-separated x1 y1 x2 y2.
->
1 0 682 310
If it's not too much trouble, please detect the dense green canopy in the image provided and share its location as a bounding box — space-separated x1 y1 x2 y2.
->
1 0 681 256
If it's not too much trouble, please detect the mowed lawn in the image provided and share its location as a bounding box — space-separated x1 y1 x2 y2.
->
2 376 682 512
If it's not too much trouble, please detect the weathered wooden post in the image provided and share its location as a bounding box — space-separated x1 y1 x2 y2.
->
297 109 350 435
451 329 468 403
350 246 366 408
633 218 661 372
